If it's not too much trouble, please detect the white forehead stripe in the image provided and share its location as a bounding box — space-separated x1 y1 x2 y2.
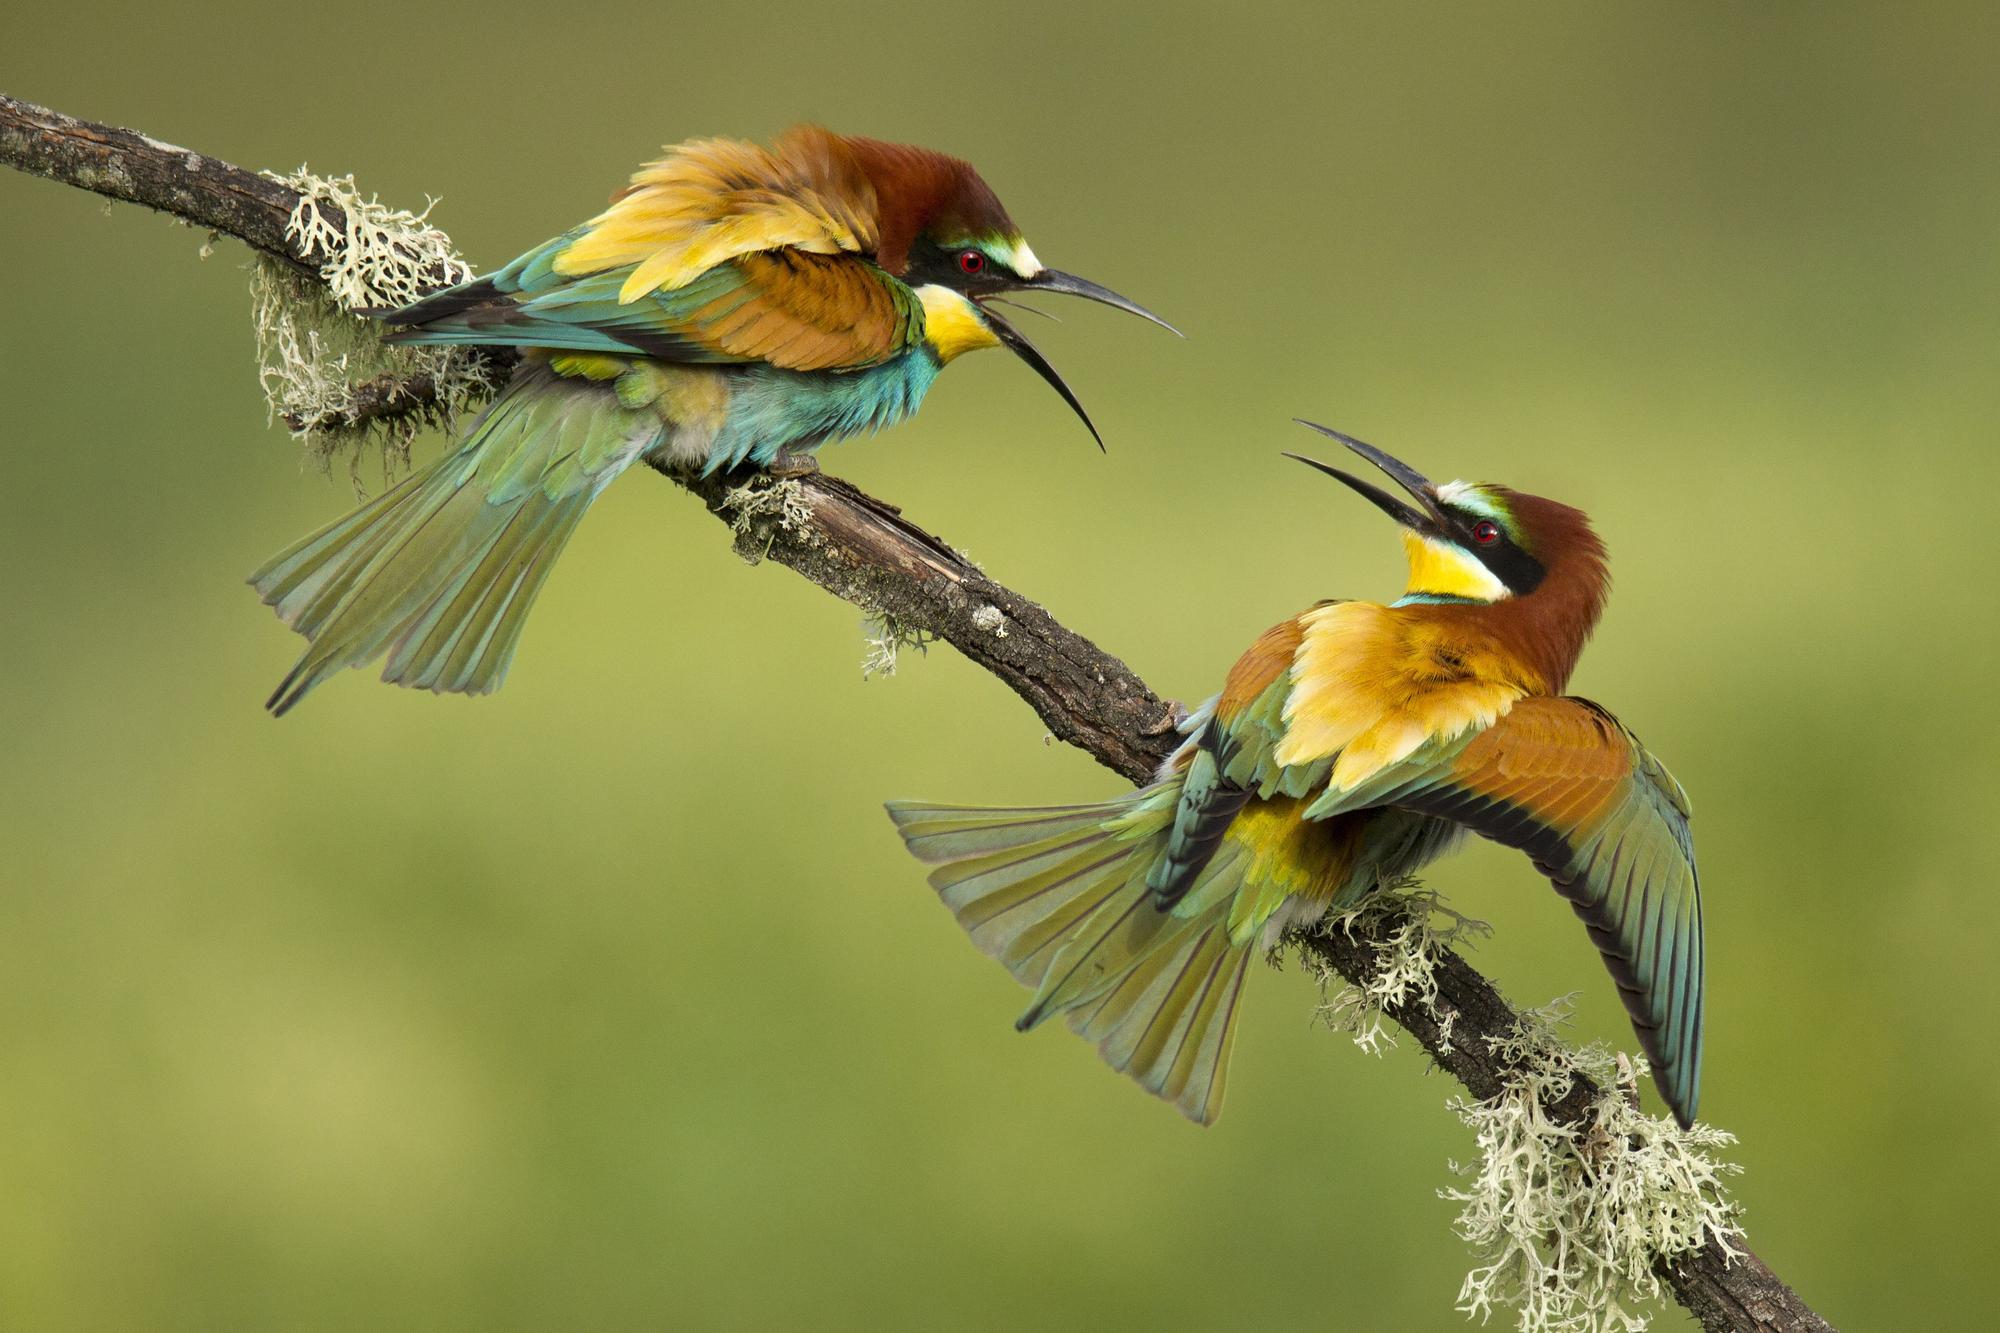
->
1435 479 1506 521
1007 240 1043 278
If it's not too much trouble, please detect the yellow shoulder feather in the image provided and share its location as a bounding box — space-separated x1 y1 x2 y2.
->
1274 602 1526 789
555 126 881 304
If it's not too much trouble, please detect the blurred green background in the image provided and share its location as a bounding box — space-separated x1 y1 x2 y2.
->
4 3 1996 1328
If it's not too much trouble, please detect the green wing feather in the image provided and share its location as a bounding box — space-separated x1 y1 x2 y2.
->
1142 653 1335 909
380 235 922 371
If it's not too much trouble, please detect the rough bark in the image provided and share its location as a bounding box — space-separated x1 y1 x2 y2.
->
0 91 1835 1333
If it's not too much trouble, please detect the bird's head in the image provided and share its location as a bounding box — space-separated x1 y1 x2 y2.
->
835 133 1179 448
1286 419 1609 624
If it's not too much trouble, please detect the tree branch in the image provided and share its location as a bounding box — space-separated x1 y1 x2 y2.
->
0 91 1833 1333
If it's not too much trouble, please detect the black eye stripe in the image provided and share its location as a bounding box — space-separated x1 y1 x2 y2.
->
900 238 1011 285
1439 501 1545 594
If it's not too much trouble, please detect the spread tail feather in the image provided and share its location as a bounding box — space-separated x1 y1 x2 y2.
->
249 368 654 715
887 790 1257 1125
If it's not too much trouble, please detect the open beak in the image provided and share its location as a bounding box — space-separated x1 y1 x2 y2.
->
1284 420 1445 533
979 303 1105 451
1016 269 1182 337
967 270 1178 452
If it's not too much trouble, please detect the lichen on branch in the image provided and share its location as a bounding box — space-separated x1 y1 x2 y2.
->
1443 998 1744 1333
1311 879 1493 1057
1304 885 1744 1333
249 169 496 469
860 610 937 678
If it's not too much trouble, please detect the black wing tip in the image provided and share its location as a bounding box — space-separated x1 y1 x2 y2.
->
372 276 508 330
264 658 317 717
1643 1042 1701 1130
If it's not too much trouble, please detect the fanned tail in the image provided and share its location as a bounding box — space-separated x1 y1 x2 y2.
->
249 368 655 715
887 788 1259 1125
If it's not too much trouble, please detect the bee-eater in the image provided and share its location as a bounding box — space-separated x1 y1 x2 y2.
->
887 424 1704 1128
251 125 1173 715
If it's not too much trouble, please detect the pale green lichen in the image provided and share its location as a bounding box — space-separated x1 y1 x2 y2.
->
860 611 936 679
718 476 816 563
1310 878 1492 1056
1305 885 1743 1332
250 168 496 476
1442 997 1744 1333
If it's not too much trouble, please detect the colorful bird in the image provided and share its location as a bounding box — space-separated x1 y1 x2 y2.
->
251 126 1173 715
888 423 1704 1128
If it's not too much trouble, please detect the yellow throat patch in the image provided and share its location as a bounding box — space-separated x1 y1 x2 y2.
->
1401 530 1510 602
916 286 1001 364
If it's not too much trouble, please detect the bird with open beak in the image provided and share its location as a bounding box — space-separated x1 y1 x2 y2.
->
251 125 1174 714
889 422 1706 1130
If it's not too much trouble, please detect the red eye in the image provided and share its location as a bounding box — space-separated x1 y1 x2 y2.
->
1471 520 1502 546
957 249 987 276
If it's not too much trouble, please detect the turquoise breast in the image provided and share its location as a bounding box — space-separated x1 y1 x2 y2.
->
703 350 942 474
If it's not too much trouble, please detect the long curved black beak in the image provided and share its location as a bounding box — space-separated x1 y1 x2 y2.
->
1020 269 1183 337
1285 420 1445 532
980 303 1104 451
968 269 1176 451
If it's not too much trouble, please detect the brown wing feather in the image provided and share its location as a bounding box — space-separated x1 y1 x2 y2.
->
1453 697 1630 808
1216 613 1308 723
1389 696 1705 1126
684 250 915 371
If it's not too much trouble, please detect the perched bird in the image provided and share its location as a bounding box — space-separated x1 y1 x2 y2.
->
251 126 1173 715
888 424 1704 1127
